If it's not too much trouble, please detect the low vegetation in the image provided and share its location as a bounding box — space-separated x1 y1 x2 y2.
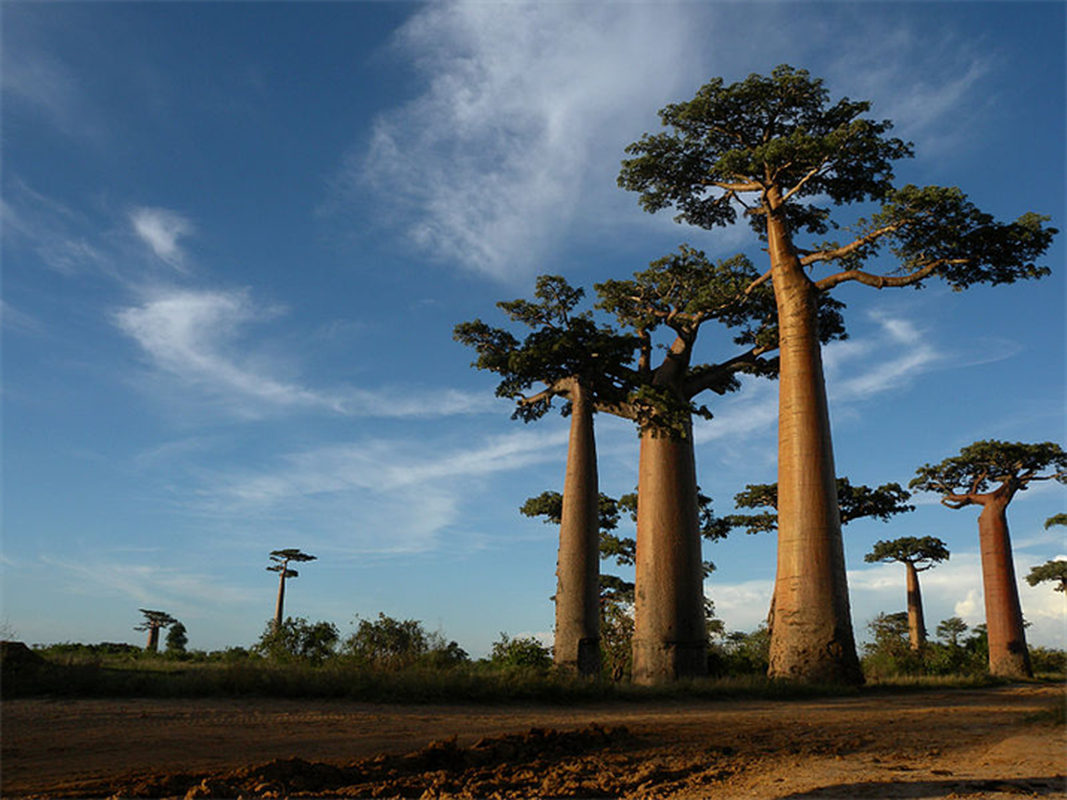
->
5 610 1062 704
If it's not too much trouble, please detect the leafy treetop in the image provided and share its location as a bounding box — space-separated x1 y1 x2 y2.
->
726 477 913 534
910 440 1067 508
267 548 317 579
619 65 1056 293
594 245 844 435
1025 560 1067 593
135 609 177 631
864 536 950 571
1045 514 1067 529
454 275 637 423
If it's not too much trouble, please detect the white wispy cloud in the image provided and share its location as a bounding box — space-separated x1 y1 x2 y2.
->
190 427 569 554
347 2 715 280
1 300 45 335
114 288 497 419
0 41 104 143
115 288 345 415
130 207 194 269
40 556 258 615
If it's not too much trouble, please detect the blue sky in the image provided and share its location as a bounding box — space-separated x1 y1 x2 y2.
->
3 1 1064 657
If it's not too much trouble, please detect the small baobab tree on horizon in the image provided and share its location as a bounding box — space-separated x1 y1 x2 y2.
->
135 609 177 653
267 549 317 630
864 536 950 650
911 440 1067 678
618 65 1056 684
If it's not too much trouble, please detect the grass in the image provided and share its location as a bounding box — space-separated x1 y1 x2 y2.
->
5 650 1054 705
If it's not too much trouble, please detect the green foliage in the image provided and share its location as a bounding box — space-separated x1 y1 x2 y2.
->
911 440 1067 498
1026 560 1067 593
726 477 913 534
708 625 771 677
935 617 969 648
165 622 188 655
342 613 468 670
593 246 786 437
267 548 316 578
134 609 177 632
861 612 925 679
454 275 637 422
618 65 1056 287
489 633 553 671
1044 513 1067 529
865 537 949 570
255 617 338 665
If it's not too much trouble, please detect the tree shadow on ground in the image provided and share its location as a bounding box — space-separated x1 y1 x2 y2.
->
781 775 1066 798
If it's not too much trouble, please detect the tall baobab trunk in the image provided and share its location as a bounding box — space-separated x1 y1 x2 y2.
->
632 419 707 684
904 562 926 650
274 570 287 631
145 627 160 653
766 198 863 684
977 497 1032 678
554 383 601 676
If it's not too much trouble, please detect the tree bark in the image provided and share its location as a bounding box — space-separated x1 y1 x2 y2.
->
765 193 863 684
977 498 1032 678
632 419 707 684
905 562 926 650
554 383 601 676
274 570 286 631
145 627 159 653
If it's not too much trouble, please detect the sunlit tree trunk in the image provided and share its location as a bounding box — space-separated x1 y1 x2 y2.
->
632 419 707 684
554 383 601 676
977 495 1032 678
905 562 926 650
766 195 863 684
274 571 287 631
145 627 160 653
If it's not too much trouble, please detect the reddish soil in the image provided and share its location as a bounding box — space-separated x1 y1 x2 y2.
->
2 684 1064 798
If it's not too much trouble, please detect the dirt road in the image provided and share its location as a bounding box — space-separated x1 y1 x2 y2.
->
2 684 1064 798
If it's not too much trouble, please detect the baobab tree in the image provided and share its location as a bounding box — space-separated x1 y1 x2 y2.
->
618 65 1056 683
525 487 729 680
267 549 317 630
135 609 177 653
911 440 1067 678
455 277 636 676
864 537 950 650
594 246 803 683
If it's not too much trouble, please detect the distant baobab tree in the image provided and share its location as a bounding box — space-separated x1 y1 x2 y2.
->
267 549 317 630
912 440 1067 678
864 536 950 650
135 609 177 652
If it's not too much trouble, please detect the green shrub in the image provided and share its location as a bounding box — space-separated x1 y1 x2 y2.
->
489 633 552 670
254 617 338 665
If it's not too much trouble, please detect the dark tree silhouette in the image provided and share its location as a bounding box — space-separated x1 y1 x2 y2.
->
456 276 635 676
267 549 317 630
619 65 1056 683
912 440 1067 677
865 537 950 649
936 616 969 648
135 609 177 653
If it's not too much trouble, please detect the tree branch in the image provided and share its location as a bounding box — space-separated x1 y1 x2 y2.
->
780 157 830 203
800 221 908 267
814 259 963 292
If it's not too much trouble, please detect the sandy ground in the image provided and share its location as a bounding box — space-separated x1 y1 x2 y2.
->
2 684 1064 798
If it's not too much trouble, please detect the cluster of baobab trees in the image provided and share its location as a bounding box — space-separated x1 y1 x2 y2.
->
457 66 1060 685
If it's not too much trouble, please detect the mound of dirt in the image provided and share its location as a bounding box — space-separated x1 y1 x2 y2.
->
78 725 664 798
